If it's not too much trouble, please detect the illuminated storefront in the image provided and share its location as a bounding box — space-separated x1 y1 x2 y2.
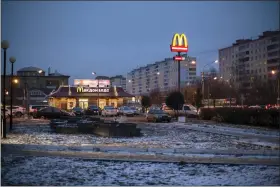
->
48 85 134 110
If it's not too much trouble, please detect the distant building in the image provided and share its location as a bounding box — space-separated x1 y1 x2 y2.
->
219 30 280 89
1 66 70 105
126 54 197 96
110 75 127 91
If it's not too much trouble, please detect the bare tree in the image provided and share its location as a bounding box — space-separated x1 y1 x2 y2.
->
149 88 163 105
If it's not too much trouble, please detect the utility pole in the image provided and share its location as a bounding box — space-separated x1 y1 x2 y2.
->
177 52 181 92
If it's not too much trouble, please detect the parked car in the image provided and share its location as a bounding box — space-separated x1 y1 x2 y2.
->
72 107 84 116
179 104 198 118
1 108 11 119
130 106 141 115
118 106 135 116
101 106 118 117
249 105 262 109
29 105 48 114
34 106 75 119
85 105 101 115
146 109 171 122
6 105 26 117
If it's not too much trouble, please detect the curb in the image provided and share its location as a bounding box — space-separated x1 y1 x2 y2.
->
3 148 280 166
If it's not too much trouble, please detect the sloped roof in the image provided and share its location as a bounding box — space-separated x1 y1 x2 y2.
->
49 72 65 76
13 88 55 98
49 86 134 98
17 66 43 72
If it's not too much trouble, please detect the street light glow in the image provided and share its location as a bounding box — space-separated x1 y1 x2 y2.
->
213 77 217 80
128 80 131 83
191 61 196 64
13 79 18 84
214 60 219 63
271 70 276 75
157 72 160 75
38 70 43 73
92 72 96 75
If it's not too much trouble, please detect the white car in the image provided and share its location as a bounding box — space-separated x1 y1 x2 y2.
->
118 106 135 116
6 106 26 117
179 104 198 117
1 108 11 119
102 106 118 117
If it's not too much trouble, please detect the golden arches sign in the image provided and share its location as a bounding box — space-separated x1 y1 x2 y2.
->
77 86 84 92
170 33 188 53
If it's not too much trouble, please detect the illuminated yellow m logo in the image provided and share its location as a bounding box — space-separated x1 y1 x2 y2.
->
77 86 84 92
172 33 188 47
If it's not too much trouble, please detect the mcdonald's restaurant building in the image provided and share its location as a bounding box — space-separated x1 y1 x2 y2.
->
48 85 135 110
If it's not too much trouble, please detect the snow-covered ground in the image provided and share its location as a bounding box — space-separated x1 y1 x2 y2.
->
2 123 278 150
1 155 279 186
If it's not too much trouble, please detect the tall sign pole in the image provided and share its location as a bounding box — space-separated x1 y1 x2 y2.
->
170 33 188 92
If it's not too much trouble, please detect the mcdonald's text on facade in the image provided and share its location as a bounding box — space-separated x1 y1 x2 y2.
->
76 87 110 93
170 33 188 53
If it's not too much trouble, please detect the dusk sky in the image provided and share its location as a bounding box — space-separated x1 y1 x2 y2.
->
1 1 279 83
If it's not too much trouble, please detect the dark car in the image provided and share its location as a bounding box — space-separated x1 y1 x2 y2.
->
146 109 171 122
72 107 84 116
85 105 101 115
34 106 74 119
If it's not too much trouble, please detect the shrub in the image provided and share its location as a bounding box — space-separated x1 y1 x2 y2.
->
199 107 280 128
165 91 184 110
141 96 151 112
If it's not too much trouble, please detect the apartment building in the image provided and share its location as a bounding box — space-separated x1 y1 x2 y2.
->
219 30 280 89
1 66 70 105
110 75 127 91
126 55 197 96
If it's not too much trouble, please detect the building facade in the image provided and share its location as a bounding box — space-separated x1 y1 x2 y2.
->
110 75 127 91
48 85 134 110
126 55 197 96
1 66 70 105
219 30 280 89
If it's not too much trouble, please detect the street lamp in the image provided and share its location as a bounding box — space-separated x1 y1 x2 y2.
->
202 60 219 103
271 70 280 106
13 79 18 84
156 72 160 75
9 56 16 130
92 72 100 115
1 40 9 138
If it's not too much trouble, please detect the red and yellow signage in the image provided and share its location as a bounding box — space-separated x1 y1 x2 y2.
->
173 56 185 61
170 33 188 53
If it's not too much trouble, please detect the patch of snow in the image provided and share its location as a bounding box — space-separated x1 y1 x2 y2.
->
2 155 279 186
2 123 277 151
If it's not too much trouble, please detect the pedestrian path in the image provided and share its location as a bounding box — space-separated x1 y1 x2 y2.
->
2 143 279 165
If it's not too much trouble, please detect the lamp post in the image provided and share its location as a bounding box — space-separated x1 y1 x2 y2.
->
271 70 280 106
202 60 218 104
92 72 99 116
1 40 9 138
9 56 16 130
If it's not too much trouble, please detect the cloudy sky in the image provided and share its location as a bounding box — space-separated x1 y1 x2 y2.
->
1 1 279 83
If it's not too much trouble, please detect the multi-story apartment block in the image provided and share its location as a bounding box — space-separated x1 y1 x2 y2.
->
1 66 70 105
219 30 280 89
126 55 197 96
110 75 127 91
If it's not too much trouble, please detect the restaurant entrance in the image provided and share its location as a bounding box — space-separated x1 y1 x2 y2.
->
79 98 88 109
